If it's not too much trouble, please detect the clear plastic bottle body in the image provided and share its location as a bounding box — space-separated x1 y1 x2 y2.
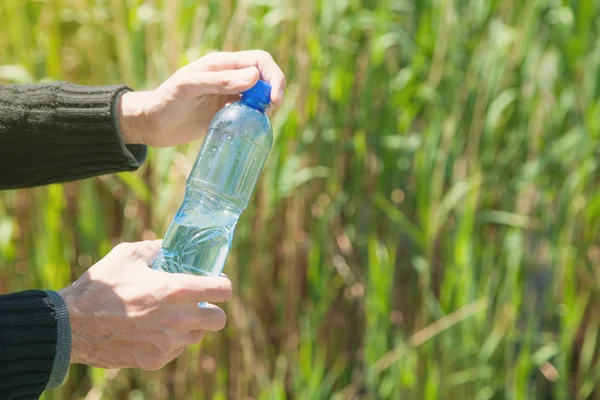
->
153 96 273 277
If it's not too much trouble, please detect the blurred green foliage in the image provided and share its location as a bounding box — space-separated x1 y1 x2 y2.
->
1 0 600 398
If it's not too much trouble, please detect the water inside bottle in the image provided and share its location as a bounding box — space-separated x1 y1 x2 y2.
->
153 188 239 276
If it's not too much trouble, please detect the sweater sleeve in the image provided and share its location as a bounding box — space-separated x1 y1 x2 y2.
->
0 290 64 399
0 82 147 189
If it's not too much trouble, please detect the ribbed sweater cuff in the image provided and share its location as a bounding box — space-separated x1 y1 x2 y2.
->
44 83 148 176
112 89 148 167
0 290 59 399
44 290 71 389
0 82 147 189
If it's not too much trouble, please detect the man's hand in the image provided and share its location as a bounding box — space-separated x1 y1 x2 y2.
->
118 50 286 147
58 240 232 370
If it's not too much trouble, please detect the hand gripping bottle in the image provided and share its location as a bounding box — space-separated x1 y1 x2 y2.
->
153 80 273 283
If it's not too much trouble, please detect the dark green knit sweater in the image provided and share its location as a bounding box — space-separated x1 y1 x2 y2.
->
0 82 147 399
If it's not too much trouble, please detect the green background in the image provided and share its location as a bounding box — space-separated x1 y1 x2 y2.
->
1 0 600 399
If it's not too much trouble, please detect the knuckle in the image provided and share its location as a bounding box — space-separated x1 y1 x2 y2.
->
151 331 177 355
165 312 188 327
166 284 192 301
113 242 137 259
198 51 223 69
130 247 144 260
256 50 273 60
142 357 164 371
217 73 233 88
114 242 132 253
160 335 178 353
173 77 190 93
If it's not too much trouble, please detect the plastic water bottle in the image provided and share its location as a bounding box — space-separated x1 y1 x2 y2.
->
153 80 273 283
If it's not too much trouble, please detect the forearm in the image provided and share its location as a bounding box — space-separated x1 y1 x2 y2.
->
0 82 147 189
0 290 70 399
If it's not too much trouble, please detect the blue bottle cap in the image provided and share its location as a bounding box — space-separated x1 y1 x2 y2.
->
241 79 271 106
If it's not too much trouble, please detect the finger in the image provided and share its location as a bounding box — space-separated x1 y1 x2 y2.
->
191 51 286 105
196 304 227 331
164 347 185 366
183 67 260 96
170 275 233 303
183 330 205 346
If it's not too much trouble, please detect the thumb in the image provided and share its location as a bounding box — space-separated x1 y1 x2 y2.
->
186 66 260 96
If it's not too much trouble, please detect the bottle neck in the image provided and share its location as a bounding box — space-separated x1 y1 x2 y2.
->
241 95 269 112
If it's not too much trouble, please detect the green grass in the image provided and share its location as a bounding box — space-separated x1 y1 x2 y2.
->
1 0 600 398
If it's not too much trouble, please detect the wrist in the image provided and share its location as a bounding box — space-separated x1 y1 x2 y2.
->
117 91 148 145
